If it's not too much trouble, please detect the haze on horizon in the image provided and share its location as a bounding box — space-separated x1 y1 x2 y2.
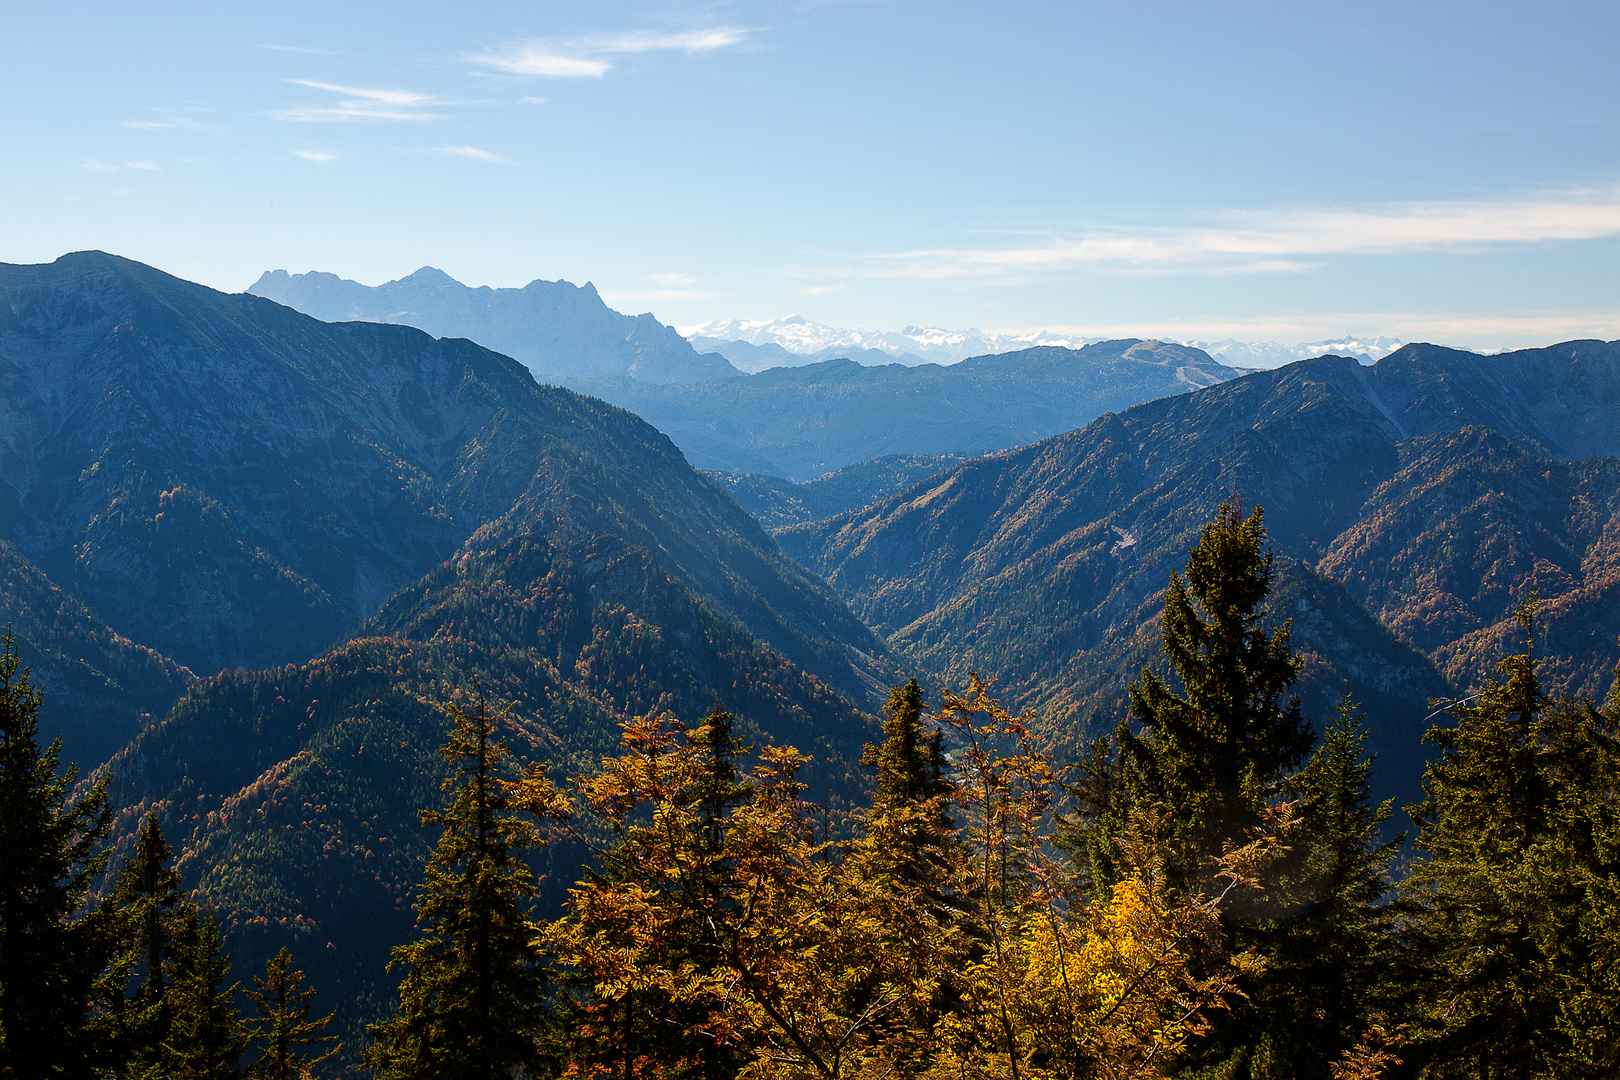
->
3 0 1617 353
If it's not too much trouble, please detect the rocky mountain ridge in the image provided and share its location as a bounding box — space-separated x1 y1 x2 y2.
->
574 340 1242 479
249 266 740 385
777 340 1620 806
0 251 895 755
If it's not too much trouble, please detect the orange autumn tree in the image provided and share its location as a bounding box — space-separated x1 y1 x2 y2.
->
927 674 1271 1080
515 708 944 1080
513 687 1273 1080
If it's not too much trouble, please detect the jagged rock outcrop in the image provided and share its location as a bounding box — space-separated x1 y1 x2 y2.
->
248 266 740 384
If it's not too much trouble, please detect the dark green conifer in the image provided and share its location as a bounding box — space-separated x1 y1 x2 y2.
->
1239 691 1403 1076
0 633 113 1079
367 686 550 1080
243 947 339 1080
689 706 753 867
1119 500 1312 891
679 708 753 1080
1400 603 1620 1076
99 811 189 1074
162 906 247 1079
862 679 953 888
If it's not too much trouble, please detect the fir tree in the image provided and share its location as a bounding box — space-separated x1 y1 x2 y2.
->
99 811 189 1075
0 633 113 1079
1239 691 1404 1076
1119 500 1312 893
861 679 953 890
1109 501 1338 1076
683 708 753 1080
162 906 247 1079
243 948 339 1080
1400 602 1620 1077
367 685 550 1080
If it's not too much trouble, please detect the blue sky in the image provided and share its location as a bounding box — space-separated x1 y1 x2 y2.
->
3 0 1617 348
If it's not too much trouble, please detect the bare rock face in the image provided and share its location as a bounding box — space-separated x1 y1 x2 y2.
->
248 265 741 385
0 252 895 749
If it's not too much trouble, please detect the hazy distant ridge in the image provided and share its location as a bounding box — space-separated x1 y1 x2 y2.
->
250 266 741 384
687 314 1404 369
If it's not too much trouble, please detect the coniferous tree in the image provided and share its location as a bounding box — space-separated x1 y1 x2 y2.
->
0 634 113 1079
367 686 550 1080
861 679 953 891
1244 692 1403 1077
162 906 247 1079
1400 603 1620 1077
1117 500 1312 894
684 708 753 1080
243 947 339 1080
99 811 189 1075
1102 502 1407 1077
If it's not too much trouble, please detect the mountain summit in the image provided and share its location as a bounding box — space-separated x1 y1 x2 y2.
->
1 251 892 755
249 266 740 384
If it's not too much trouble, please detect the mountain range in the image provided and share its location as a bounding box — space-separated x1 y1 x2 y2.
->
247 266 740 385
777 339 1620 805
1 250 908 1053
7 249 1617 1066
686 314 1405 369
571 340 1241 479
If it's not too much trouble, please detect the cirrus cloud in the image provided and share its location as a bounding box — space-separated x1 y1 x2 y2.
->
471 25 753 80
433 145 513 164
274 79 446 122
864 188 1620 279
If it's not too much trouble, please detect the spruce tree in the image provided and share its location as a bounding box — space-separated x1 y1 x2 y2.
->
1109 502 1403 1077
1401 602 1620 1076
683 708 752 1080
161 906 247 1079
1119 500 1312 892
100 811 189 1072
0 633 113 1079
243 947 339 1080
367 686 550 1080
1241 691 1403 1076
861 679 953 890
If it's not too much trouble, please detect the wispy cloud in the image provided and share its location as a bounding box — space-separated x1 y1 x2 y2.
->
518 96 548 105
863 188 1620 279
256 44 338 55
434 145 512 164
274 79 445 122
651 271 697 286
81 159 160 172
293 149 339 163
118 109 223 132
471 25 753 80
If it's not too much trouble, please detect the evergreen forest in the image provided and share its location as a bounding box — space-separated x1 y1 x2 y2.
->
6 499 1618 1079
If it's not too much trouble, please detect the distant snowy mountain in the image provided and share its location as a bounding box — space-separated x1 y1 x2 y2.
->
1192 336 1406 368
685 316 1093 366
684 316 1403 371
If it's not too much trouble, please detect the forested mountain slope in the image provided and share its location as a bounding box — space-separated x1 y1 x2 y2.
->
95 529 880 1055
706 453 968 529
0 540 193 764
0 252 892 716
779 342 1620 801
572 340 1240 479
249 265 740 384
